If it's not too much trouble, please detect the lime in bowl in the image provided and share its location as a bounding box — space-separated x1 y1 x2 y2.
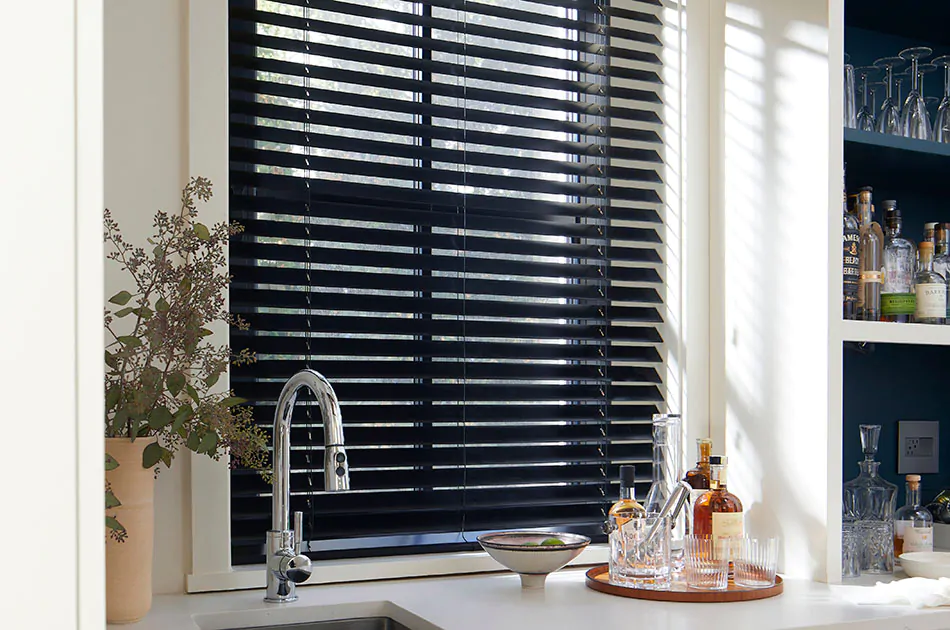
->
476 531 591 589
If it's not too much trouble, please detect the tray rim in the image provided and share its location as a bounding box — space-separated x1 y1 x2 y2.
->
584 564 783 603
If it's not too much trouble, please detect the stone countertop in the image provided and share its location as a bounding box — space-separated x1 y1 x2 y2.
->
113 567 950 630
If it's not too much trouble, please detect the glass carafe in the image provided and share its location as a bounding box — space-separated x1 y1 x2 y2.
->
643 413 685 571
842 425 898 574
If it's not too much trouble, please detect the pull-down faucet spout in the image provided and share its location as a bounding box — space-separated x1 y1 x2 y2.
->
265 369 350 603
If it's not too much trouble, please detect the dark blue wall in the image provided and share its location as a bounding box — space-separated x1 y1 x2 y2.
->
843 342 950 507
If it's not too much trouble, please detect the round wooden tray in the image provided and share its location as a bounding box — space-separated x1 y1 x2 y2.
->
585 565 783 603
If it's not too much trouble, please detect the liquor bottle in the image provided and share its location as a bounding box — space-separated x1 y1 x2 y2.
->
683 438 712 537
894 474 934 561
693 456 743 556
927 488 950 524
914 240 947 325
608 465 646 585
880 200 916 323
931 223 950 323
684 438 712 493
643 414 685 569
924 222 938 246
843 171 861 320
856 187 884 320
842 425 897 574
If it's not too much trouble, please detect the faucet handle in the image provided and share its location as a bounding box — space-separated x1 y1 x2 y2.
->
294 511 304 555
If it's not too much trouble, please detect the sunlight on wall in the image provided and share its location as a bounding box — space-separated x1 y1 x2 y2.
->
720 0 830 580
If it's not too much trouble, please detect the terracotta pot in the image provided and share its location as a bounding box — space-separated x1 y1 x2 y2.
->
105 436 157 624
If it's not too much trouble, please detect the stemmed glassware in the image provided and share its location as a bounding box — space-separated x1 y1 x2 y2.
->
932 55 950 143
869 81 886 116
899 47 933 140
874 57 905 135
845 54 857 129
855 67 880 132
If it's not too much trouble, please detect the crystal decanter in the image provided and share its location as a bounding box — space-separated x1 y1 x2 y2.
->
842 424 898 574
643 413 685 570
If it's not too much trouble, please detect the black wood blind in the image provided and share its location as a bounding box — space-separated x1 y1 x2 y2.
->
228 0 667 565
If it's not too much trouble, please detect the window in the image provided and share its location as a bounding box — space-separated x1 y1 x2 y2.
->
228 0 667 565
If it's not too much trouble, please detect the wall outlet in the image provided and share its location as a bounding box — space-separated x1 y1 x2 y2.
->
898 420 939 474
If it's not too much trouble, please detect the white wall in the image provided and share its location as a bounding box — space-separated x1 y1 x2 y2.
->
708 0 834 580
104 0 192 595
1 2 104 628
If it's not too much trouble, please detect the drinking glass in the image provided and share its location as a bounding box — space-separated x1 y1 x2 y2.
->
734 537 779 588
613 513 672 590
874 57 904 135
933 55 950 143
684 536 729 591
900 47 933 140
855 66 879 132
857 520 894 574
844 60 857 128
926 96 940 122
842 523 861 578
869 81 887 115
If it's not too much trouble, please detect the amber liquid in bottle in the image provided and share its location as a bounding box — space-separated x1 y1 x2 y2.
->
685 438 712 491
693 455 743 563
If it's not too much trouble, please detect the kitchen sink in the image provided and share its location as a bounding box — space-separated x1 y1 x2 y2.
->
236 619 412 630
194 601 441 630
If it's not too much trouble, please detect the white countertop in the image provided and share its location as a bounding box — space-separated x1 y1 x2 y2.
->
113 567 950 630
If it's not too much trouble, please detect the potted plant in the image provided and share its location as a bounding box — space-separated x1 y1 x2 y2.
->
104 177 268 623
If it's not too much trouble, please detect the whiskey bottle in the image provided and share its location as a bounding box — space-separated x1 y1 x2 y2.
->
685 438 712 493
683 438 712 537
894 474 933 561
608 465 646 585
931 224 950 323
924 222 938 246
843 172 861 320
856 187 884 321
881 201 916 323
914 241 947 325
693 456 743 557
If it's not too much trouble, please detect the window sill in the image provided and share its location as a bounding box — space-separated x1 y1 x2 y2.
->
186 544 610 593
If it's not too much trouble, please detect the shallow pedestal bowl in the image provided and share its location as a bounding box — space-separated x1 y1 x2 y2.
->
477 531 591 589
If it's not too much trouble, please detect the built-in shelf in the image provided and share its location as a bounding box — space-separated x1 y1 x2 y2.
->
844 129 950 193
845 128 950 159
840 319 950 345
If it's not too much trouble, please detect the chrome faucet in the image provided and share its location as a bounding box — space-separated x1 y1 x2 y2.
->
265 369 350 603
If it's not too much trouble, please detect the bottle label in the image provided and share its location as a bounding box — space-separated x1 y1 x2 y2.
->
860 270 883 288
881 293 916 316
902 525 933 553
711 512 743 559
915 283 947 319
884 249 915 293
844 228 860 303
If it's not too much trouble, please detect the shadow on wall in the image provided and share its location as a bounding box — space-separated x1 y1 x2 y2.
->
717 0 830 580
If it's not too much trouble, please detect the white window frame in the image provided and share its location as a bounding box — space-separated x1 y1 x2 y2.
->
185 0 703 593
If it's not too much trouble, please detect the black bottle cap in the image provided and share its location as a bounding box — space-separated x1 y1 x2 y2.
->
882 200 898 213
619 465 636 488
709 455 725 466
859 186 873 193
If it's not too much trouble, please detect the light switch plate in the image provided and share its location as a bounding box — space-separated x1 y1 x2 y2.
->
898 420 939 474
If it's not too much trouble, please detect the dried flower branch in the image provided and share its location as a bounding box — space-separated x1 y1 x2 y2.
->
104 177 269 540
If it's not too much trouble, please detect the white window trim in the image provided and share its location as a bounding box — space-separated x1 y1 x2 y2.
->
186 0 703 593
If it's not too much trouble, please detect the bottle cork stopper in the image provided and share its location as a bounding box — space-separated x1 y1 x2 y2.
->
907 474 921 482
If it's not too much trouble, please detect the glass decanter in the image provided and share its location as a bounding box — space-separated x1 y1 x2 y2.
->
842 425 898 574
643 413 685 571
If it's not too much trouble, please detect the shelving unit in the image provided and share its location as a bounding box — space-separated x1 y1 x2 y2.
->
844 129 950 183
834 0 950 583
840 320 950 345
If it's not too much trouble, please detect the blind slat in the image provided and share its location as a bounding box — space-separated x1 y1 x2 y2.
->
229 0 667 565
